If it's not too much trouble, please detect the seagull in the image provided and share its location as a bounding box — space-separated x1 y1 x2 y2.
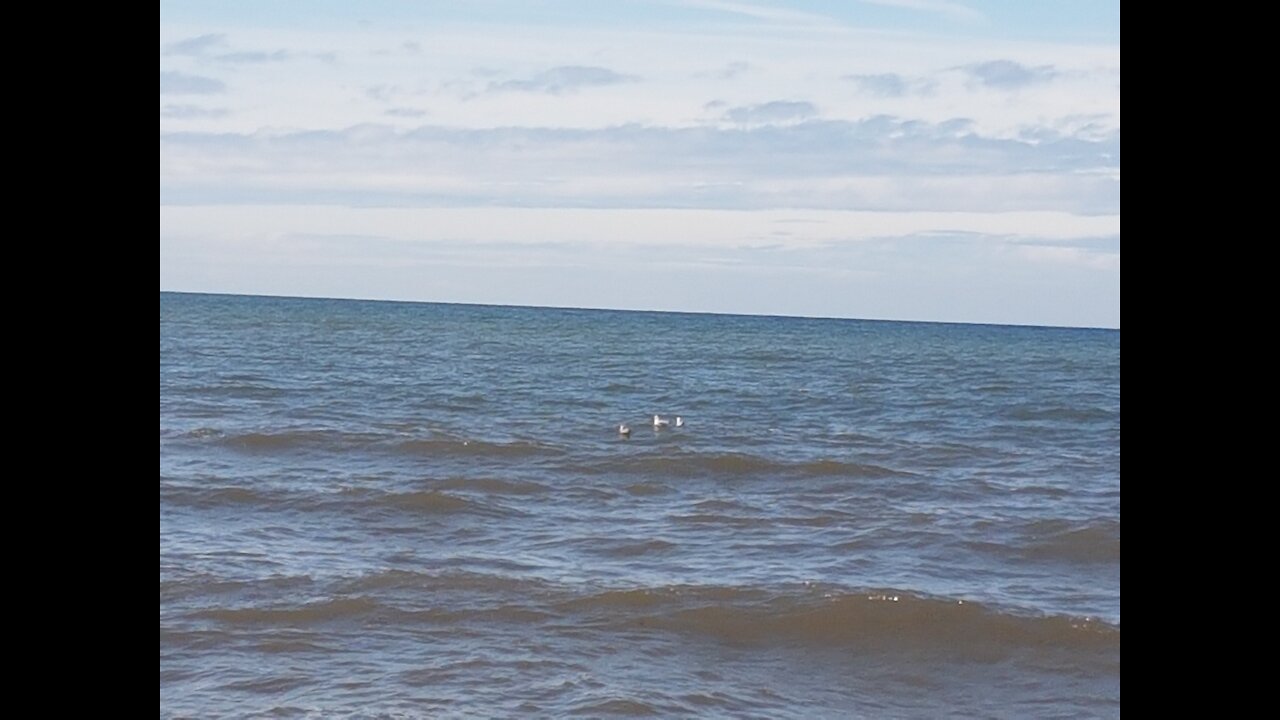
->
652 414 670 429
675 416 684 427
618 424 631 437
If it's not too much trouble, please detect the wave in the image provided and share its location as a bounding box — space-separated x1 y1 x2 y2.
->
161 485 270 508
669 513 762 528
188 592 554 628
377 489 474 514
180 383 287 400
160 572 316 604
1008 405 1116 423
159 481 315 512
194 429 566 460
339 487 513 518
173 427 225 440
176 572 1117 658
568 699 659 716
254 639 336 654
160 483 500 517
217 675 311 694
1024 520 1120 563
392 438 565 458
597 539 679 558
433 477 551 495
580 453 907 479
623 481 672 496
560 585 1118 654
191 597 382 626
213 429 381 452
659 595 1115 652
335 569 548 596
559 586 753 612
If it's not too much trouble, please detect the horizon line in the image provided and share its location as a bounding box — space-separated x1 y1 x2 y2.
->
159 289 1120 332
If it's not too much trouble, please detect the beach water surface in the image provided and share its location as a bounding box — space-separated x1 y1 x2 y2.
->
160 292 1120 717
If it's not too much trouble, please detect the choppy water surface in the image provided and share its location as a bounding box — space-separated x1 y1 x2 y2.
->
159 292 1120 718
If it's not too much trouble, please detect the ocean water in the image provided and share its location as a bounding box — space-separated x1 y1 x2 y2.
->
159 292 1120 718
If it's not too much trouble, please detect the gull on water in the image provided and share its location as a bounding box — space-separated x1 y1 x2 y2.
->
675 416 684 427
618 424 631 437
653 414 670 429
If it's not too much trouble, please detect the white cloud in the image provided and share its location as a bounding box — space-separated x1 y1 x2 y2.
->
161 205 1118 250
159 71 225 95
673 0 836 27
162 32 311 64
962 60 1057 88
158 19 1119 135
160 119 1119 213
844 72 938 97
705 61 752 80
487 66 639 95
165 33 226 56
1014 243 1119 271
161 104 229 119
384 107 427 118
723 100 816 124
858 0 983 24
216 50 292 64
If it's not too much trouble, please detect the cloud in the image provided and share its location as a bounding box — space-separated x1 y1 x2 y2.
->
845 73 909 97
160 118 1119 214
385 107 427 118
697 61 752 80
723 100 816 124
166 33 226 56
857 0 983 24
365 85 399 102
161 104 229 119
160 71 225 95
1014 242 1118 271
487 66 638 94
163 32 302 64
675 0 835 26
963 60 1057 89
163 205 1117 254
844 73 940 97
217 50 292 64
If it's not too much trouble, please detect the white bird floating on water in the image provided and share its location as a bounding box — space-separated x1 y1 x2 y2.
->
615 416 687 434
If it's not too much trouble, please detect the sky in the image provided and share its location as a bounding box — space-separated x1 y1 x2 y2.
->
159 0 1120 328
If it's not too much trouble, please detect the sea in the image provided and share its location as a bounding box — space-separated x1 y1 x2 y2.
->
159 291 1120 718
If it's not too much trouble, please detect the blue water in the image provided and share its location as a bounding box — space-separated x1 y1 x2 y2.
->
160 292 1120 718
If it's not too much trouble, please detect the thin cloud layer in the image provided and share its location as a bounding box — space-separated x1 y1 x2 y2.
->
859 0 984 24
161 118 1119 214
385 107 427 118
217 50 292 64
488 66 639 95
160 71 225 95
723 100 817 124
165 33 226 56
844 73 939 97
164 32 306 64
964 60 1057 88
161 104 229 119
847 73 909 97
